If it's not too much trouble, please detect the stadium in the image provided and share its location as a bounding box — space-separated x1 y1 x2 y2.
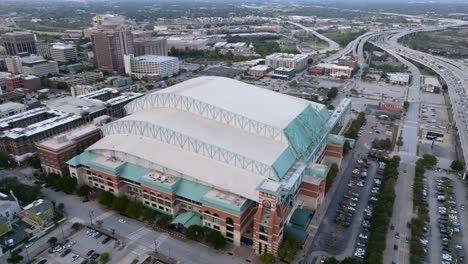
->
67 76 351 255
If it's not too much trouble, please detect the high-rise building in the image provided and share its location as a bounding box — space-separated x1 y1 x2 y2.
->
123 54 179 79
50 43 77 63
0 32 37 56
91 26 134 73
35 41 51 58
133 37 168 56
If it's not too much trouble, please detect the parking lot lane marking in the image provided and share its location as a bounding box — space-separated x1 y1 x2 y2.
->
94 211 115 221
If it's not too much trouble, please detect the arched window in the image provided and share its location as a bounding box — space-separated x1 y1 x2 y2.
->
226 217 234 225
204 210 211 215
107 177 112 181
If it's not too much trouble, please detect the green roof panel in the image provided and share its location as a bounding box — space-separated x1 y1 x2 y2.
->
174 179 211 203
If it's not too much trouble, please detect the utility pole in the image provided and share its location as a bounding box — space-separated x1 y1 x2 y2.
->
88 210 95 226
154 240 158 254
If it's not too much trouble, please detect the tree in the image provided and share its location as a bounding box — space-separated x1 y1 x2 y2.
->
450 160 464 171
422 154 438 168
341 257 360 264
112 196 130 214
156 216 170 229
323 257 339 264
343 140 351 156
277 233 301 263
289 80 299 88
100 252 110 264
327 87 338 99
125 201 143 219
6 254 23 264
325 163 339 193
206 230 227 250
57 82 69 90
403 101 410 111
56 176 77 194
185 225 204 241
259 252 275 263
23 155 41 169
142 209 156 223
99 191 115 208
0 152 14 168
0 178 42 204
48 236 58 246
58 203 65 212
71 222 82 231
77 185 92 197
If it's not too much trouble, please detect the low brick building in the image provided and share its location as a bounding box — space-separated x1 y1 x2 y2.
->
35 124 102 176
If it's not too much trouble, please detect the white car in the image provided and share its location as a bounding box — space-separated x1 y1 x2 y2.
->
118 219 127 224
25 242 34 248
72 254 79 262
359 233 368 239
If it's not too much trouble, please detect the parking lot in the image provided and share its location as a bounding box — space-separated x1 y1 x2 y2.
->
35 228 116 264
428 174 466 264
352 161 386 259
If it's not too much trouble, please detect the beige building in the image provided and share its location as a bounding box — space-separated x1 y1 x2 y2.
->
70 85 98 97
124 54 179 79
50 43 77 63
265 53 308 71
248 65 271 77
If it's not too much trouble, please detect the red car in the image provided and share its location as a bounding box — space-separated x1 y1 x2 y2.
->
86 250 94 256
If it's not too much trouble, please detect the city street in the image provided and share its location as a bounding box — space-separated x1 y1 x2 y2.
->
379 46 421 264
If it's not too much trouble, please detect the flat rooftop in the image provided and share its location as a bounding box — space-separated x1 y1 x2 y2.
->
1 112 81 139
77 88 117 100
45 97 105 116
0 102 25 113
36 124 99 150
132 55 178 63
0 107 48 128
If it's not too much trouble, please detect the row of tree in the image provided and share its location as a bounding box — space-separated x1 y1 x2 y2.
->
39 173 77 194
185 225 227 250
371 138 393 151
325 163 339 193
345 112 366 139
363 156 400 264
0 177 42 205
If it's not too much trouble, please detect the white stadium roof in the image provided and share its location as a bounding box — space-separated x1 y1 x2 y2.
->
91 76 331 201
156 76 325 129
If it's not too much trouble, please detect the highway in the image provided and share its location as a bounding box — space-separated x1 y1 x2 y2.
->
287 21 340 54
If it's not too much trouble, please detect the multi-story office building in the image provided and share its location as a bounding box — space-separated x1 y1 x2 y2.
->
1 74 41 92
35 41 51 58
123 54 179 79
6 52 58 77
67 76 351 255
35 124 102 176
265 53 308 72
0 32 37 56
52 71 103 87
133 37 168 57
50 43 77 63
91 26 134 73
